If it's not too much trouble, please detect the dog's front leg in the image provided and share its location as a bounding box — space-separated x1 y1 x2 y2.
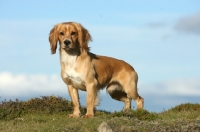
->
83 84 97 118
67 85 81 118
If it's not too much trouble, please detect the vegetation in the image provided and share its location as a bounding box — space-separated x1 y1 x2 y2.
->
0 96 200 131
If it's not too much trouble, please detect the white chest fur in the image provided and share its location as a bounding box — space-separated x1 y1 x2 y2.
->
60 52 86 90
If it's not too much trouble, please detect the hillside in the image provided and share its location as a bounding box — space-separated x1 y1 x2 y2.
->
0 96 200 132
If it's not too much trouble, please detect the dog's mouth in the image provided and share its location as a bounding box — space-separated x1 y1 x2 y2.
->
64 45 71 49
61 42 72 50
62 44 76 52
63 46 79 55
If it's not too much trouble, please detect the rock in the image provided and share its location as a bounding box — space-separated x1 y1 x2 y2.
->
98 122 113 132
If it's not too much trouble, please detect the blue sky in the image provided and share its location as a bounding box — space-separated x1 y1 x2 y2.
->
0 0 200 112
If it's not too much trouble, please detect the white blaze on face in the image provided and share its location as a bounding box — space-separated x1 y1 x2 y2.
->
66 24 69 32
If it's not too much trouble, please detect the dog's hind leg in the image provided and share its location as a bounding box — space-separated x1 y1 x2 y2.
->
107 82 132 111
124 81 144 110
116 70 144 110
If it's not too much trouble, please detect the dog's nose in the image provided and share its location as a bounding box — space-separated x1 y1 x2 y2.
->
64 40 71 46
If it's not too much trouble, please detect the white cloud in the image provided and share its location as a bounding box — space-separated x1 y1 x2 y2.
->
1 72 200 99
139 78 200 96
0 72 67 98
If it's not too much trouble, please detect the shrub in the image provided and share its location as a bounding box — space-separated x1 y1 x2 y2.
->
168 103 200 112
0 95 73 120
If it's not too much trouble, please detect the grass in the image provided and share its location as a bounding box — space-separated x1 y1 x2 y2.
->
0 96 200 132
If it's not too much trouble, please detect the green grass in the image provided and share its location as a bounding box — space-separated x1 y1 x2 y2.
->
0 96 200 132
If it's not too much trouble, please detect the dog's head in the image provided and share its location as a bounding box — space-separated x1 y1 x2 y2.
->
49 22 92 54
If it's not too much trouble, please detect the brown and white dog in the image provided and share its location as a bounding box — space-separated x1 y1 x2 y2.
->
49 22 144 118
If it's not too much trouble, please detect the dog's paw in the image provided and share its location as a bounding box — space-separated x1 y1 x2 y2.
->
68 113 80 118
82 114 94 118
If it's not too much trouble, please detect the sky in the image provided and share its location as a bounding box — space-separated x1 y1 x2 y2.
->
0 0 200 112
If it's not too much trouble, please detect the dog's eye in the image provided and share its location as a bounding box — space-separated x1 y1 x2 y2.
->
59 32 64 36
71 32 76 36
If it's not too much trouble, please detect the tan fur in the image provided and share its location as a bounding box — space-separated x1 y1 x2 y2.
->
49 22 144 118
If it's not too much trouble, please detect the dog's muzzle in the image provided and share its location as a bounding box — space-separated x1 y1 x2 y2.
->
64 40 71 46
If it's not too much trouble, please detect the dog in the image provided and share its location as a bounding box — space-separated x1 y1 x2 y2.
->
49 22 144 118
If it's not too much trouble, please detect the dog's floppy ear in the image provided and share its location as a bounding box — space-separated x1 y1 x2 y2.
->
49 25 59 54
76 23 92 52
